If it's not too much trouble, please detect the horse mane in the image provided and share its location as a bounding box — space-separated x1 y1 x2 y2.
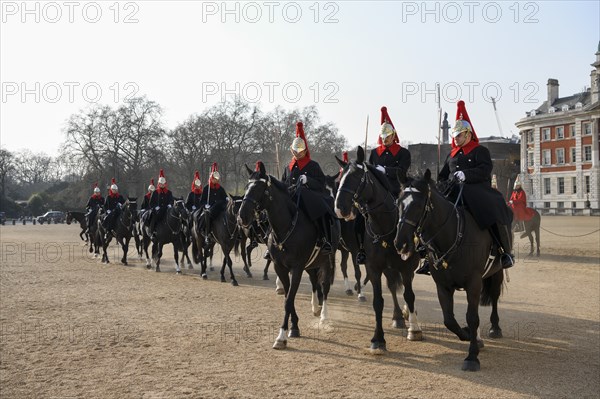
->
364 162 392 192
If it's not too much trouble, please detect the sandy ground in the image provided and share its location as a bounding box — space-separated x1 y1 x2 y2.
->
0 216 598 399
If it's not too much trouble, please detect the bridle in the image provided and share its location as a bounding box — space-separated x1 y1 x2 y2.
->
339 163 398 244
242 174 299 250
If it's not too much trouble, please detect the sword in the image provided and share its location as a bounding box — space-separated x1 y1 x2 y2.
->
364 115 369 152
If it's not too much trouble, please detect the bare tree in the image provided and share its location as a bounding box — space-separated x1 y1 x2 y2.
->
0 149 15 203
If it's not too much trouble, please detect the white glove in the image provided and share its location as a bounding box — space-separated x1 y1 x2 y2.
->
299 175 307 184
154 206 160 211
454 171 465 182
205 204 210 209
509 200 513 205
376 165 385 174
107 210 112 214
167 204 172 208
192 206 197 210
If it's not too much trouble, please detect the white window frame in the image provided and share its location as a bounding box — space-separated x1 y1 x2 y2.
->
570 147 576 163
556 126 564 139
583 122 592 136
544 178 551 195
542 128 551 141
585 176 591 193
542 149 551 166
556 148 565 165
528 151 534 167
558 177 565 194
584 145 592 162
572 177 577 194
569 124 576 137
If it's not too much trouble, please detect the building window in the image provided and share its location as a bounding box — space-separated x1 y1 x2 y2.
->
585 176 591 193
556 148 565 164
528 151 534 167
556 126 564 139
527 131 534 143
569 124 576 137
544 201 550 208
572 201 577 209
557 201 565 209
542 128 551 141
544 178 551 195
583 122 592 135
549 107 556 113
542 149 551 165
558 177 565 194
584 146 592 162
561 105 569 112
571 147 576 163
572 177 577 194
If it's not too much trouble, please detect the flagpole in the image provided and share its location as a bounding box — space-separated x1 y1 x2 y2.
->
436 83 442 176
364 115 369 152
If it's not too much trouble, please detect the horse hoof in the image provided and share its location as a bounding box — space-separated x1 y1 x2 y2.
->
358 295 367 303
345 289 354 296
262 275 269 281
462 360 480 372
488 327 503 339
155 268 160 272
275 288 285 295
288 329 300 338
121 261 127 266
272 340 287 350
407 330 423 341
176 270 182 275
369 343 387 355
146 265 151 270
392 319 406 329
246 273 253 278
202 273 208 280
220 277 226 283
231 280 239 287
477 338 485 349
313 308 322 317
209 267 214 272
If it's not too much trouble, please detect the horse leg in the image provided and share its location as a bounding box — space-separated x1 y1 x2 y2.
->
307 269 322 317
174 243 181 274
463 287 483 371
535 225 541 257
240 239 252 278
319 254 334 323
101 235 110 264
436 285 469 341
121 236 130 265
369 269 387 354
226 250 238 286
154 243 161 272
144 237 151 269
220 250 228 283
384 268 406 329
263 259 271 281
485 271 504 339
352 256 365 302
400 266 423 341
272 264 296 349
340 250 353 296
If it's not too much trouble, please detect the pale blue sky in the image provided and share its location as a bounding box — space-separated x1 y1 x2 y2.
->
1 1 599 155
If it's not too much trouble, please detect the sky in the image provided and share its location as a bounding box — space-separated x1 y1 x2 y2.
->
1 0 599 156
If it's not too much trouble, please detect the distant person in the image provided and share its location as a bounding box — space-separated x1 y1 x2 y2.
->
509 175 535 232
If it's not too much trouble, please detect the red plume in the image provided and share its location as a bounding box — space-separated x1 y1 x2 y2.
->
111 177 116 184
159 169 165 178
380 106 395 129
454 100 478 140
342 151 348 163
150 178 155 186
191 171 202 193
211 162 218 173
255 161 261 172
377 106 400 149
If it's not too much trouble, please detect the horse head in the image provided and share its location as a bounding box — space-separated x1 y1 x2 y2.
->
334 146 371 221
394 169 432 260
239 161 273 228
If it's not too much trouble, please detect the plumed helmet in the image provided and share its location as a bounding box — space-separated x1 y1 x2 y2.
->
379 106 397 140
110 177 118 192
210 163 220 181
452 100 478 139
192 171 201 190
290 122 309 154
513 174 522 189
158 169 166 185
93 182 100 193
148 178 155 192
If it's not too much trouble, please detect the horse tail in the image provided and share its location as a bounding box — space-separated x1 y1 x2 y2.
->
234 238 240 257
480 269 504 307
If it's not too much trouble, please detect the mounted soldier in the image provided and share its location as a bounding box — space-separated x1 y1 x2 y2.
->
433 100 514 272
185 171 204 212
509 174 535 232
200 163 228 244
102 178 125 236
148 169 174 240
141 178 155 212
85 183 104 234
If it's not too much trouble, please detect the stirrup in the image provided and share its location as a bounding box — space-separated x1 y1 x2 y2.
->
356 250 366 265
416 260 431 275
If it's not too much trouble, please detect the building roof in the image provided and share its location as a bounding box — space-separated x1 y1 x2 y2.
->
532 90 591 115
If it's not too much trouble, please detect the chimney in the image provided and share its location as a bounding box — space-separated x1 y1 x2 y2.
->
547 79 559 106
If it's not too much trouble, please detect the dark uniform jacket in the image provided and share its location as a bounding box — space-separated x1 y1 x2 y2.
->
86 195 104 210
150 189 174 209
104 194 125 211
282 159 333 221
438 145 512 229
200 185 227 207
141 193 152 210
185 191 204 211
369 145 411 196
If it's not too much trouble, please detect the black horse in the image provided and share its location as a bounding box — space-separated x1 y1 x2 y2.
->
394 169 505 372
66 211 88 242
324 173 366 301
513 209 541 257
334 147 423 354
98 199 136 265
241 210 272 280
238 162 336 349
142 200 189 273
